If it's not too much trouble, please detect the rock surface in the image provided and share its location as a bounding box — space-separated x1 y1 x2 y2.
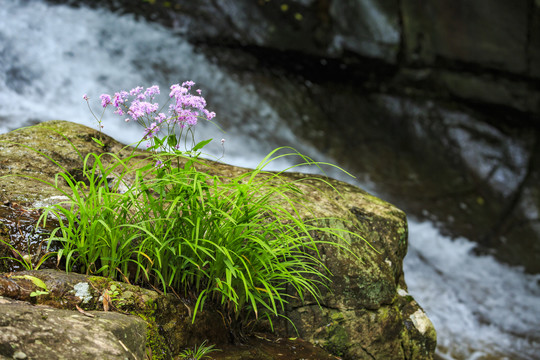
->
0 121 436 359
0 295 147 360
0 269 229 360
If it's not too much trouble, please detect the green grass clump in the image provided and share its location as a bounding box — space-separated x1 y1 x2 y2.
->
178 340 219 360
39 146 367 331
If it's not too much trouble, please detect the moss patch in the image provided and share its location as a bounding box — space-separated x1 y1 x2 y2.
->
136 309 172 360
323 321 350 356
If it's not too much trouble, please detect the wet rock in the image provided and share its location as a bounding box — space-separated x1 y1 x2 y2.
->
0 203 59 273
434 71 540 115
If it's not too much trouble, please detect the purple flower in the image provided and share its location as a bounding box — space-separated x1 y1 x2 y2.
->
128 100 159 121
94 81 215 153
144 85 160 98
182 80 195 89
190 96 207 110
113 91 128 107
155 160 164 168
100 94 111 108
186 113 198 126
130 86 143 96
172 108 197 127
203 109 216 120
83 94 88 101
155 113 167 123
143 122 160 139
169 84 188 98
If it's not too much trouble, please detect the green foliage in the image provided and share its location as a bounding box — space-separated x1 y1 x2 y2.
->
178 340 219 360
39 150 148 280
0 238 53 271
11 274 50 297
129 149 348 325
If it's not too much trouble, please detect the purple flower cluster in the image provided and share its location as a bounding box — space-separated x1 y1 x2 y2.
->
98 82 215 144
168 81 215 127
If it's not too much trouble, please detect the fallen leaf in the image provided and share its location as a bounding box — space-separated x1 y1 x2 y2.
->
75 304 95 318
102 289 111 312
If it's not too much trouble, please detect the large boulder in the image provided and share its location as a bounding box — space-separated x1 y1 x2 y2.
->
0 269 229 359
0 269 343 360
0 120 436 359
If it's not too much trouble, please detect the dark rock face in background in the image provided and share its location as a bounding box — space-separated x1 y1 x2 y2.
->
46 0 540 110
401 0 539 116
46 0 540 272
402 1 530 73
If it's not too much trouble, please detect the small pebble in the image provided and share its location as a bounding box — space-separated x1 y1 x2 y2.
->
13 351 28 359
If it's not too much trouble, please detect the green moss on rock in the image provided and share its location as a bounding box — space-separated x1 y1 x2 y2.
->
324 322 350 356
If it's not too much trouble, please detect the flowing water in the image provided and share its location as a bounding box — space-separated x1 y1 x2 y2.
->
1 1 539 358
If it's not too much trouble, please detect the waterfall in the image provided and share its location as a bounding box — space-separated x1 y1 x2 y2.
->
1 1 539 358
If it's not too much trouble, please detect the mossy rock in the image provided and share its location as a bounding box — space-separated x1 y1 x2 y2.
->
0 121 436 359
0 269 227 358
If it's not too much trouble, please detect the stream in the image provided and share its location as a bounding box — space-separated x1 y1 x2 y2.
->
1 1 539 359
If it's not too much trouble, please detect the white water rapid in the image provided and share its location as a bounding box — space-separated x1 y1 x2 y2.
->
1 1 539 359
